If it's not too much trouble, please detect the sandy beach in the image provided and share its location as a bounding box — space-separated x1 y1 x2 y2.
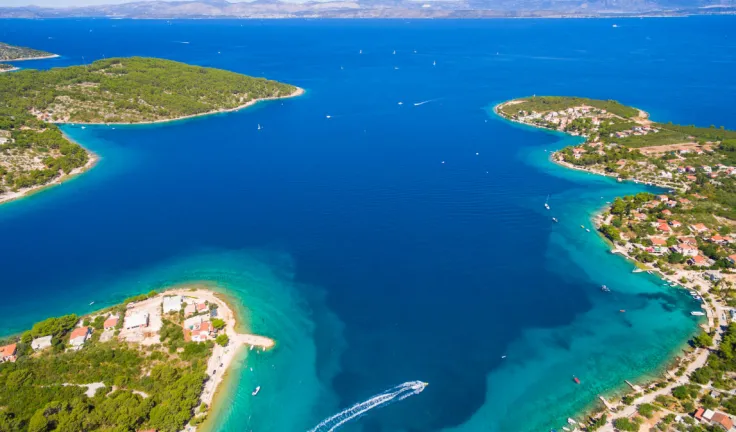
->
164 286 274 430
1 54 60 62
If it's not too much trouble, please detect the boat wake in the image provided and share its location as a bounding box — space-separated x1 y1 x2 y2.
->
413 99 439 106
307 381 428 432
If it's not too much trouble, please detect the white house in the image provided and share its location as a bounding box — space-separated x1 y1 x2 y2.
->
163 295 183 314
69 327 91 347
31 335 53 351
124 311 149 330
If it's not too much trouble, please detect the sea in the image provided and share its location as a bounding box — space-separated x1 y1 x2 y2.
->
1 17 735 432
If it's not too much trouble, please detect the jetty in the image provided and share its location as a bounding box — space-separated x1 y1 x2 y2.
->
598 395 616 412
625 380 642 393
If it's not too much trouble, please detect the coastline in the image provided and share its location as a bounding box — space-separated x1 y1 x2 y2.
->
0 136 99 206
56 86 305 126
162 285 274 425
0 54 59 62
494 99 709 428
0 86 305 206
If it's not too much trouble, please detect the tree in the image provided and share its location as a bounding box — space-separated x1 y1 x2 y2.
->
211 319 225 330
215 334 229 347
693 332 713 349
28 410 49 432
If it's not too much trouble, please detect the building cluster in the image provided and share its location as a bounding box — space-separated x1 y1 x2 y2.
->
618 194 736 270
694 407 734 431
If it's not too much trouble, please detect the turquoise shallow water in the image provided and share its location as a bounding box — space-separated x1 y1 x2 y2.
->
0 17 733 432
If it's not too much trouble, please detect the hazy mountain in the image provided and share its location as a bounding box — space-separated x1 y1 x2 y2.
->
0 0 734 18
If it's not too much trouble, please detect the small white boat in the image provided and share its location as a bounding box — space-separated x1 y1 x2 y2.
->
81 126 86 129
501 355 506 359
691 311 705 316
393 50 396 55
552 217 558 223
580 225 585 229
612 24 619 28
326 115 331 119
398 102 403 105
586 228 591 232
689 290 698 296
567 418 578 425
252 386 261 396
359 49 362 54
257 124 262 130
441 161 445 164
563 428 571 432
89 301 95 306
433 60 436 66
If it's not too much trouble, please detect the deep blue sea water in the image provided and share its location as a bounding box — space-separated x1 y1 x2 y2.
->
1 17 735 432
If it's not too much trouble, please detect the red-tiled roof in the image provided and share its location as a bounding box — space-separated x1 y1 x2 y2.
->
104 316 118 328
711 412 734 430
0 343 16 358
70 326 90 340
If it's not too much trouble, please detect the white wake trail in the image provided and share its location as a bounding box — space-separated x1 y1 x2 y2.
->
413 99 438 106
307 381 428 432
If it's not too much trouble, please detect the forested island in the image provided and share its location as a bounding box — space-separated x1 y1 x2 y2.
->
497 96 736 432
0 287 273 432
0 56 300 204
0 42 55 62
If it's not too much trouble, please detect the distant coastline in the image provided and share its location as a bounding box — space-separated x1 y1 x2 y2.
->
1 53 59 62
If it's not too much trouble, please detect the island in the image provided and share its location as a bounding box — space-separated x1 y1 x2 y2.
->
0 42 56 62
0 56 302 204
0 286 273 432
497 96 736 432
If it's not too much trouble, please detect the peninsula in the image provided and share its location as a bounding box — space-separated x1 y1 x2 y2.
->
0 42 56 62
0 286 273 432
497 96 736 432
0 57 301 204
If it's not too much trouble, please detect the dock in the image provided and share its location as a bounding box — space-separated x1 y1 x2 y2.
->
625 380 642 392
599 395 617 412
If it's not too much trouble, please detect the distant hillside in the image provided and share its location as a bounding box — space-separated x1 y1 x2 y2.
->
0 0 734 18
0 42 55 62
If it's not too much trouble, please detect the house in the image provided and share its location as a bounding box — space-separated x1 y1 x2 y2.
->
191 321 214 343
687 175 697 181
31 335 53 351
196 302 208 313
728 255 736 265
124 311 149 330
616 160 627 168
710 235 729 245
670 220 682 228
672 244 699 257
632 212 647 221
184 303 196 317
686 166 696 173
651 238 668 246
104 315 119 330
678 198 691 205
662 209 672 216
665 200 677 208
657 194 669 202
679 236 698 246
688 255 708 266
658 223 672 233
69 326 92 347
0 343 17 362
693 193 706 199
703 166 713 173
695 407 734 431
163 295 183 314
690 223 709 233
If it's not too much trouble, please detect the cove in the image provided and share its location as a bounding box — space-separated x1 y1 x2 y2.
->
0 17 734 431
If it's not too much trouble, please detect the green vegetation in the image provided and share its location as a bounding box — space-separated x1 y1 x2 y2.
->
0 42 53 62
0 57 297 200
613 416 644 431
0 307 216 431
498 96 639 119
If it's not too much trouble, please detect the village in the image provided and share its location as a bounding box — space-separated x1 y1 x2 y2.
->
0 287 274 431
498 96 736 432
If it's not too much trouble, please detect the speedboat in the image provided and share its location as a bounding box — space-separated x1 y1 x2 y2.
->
552 217 558 223
691 311 705 316
601 285 610 292
572 376 580 385
567 417 578 425
580 225 585 229
89 301 95 306
252 386 261 396
586 228 591 232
